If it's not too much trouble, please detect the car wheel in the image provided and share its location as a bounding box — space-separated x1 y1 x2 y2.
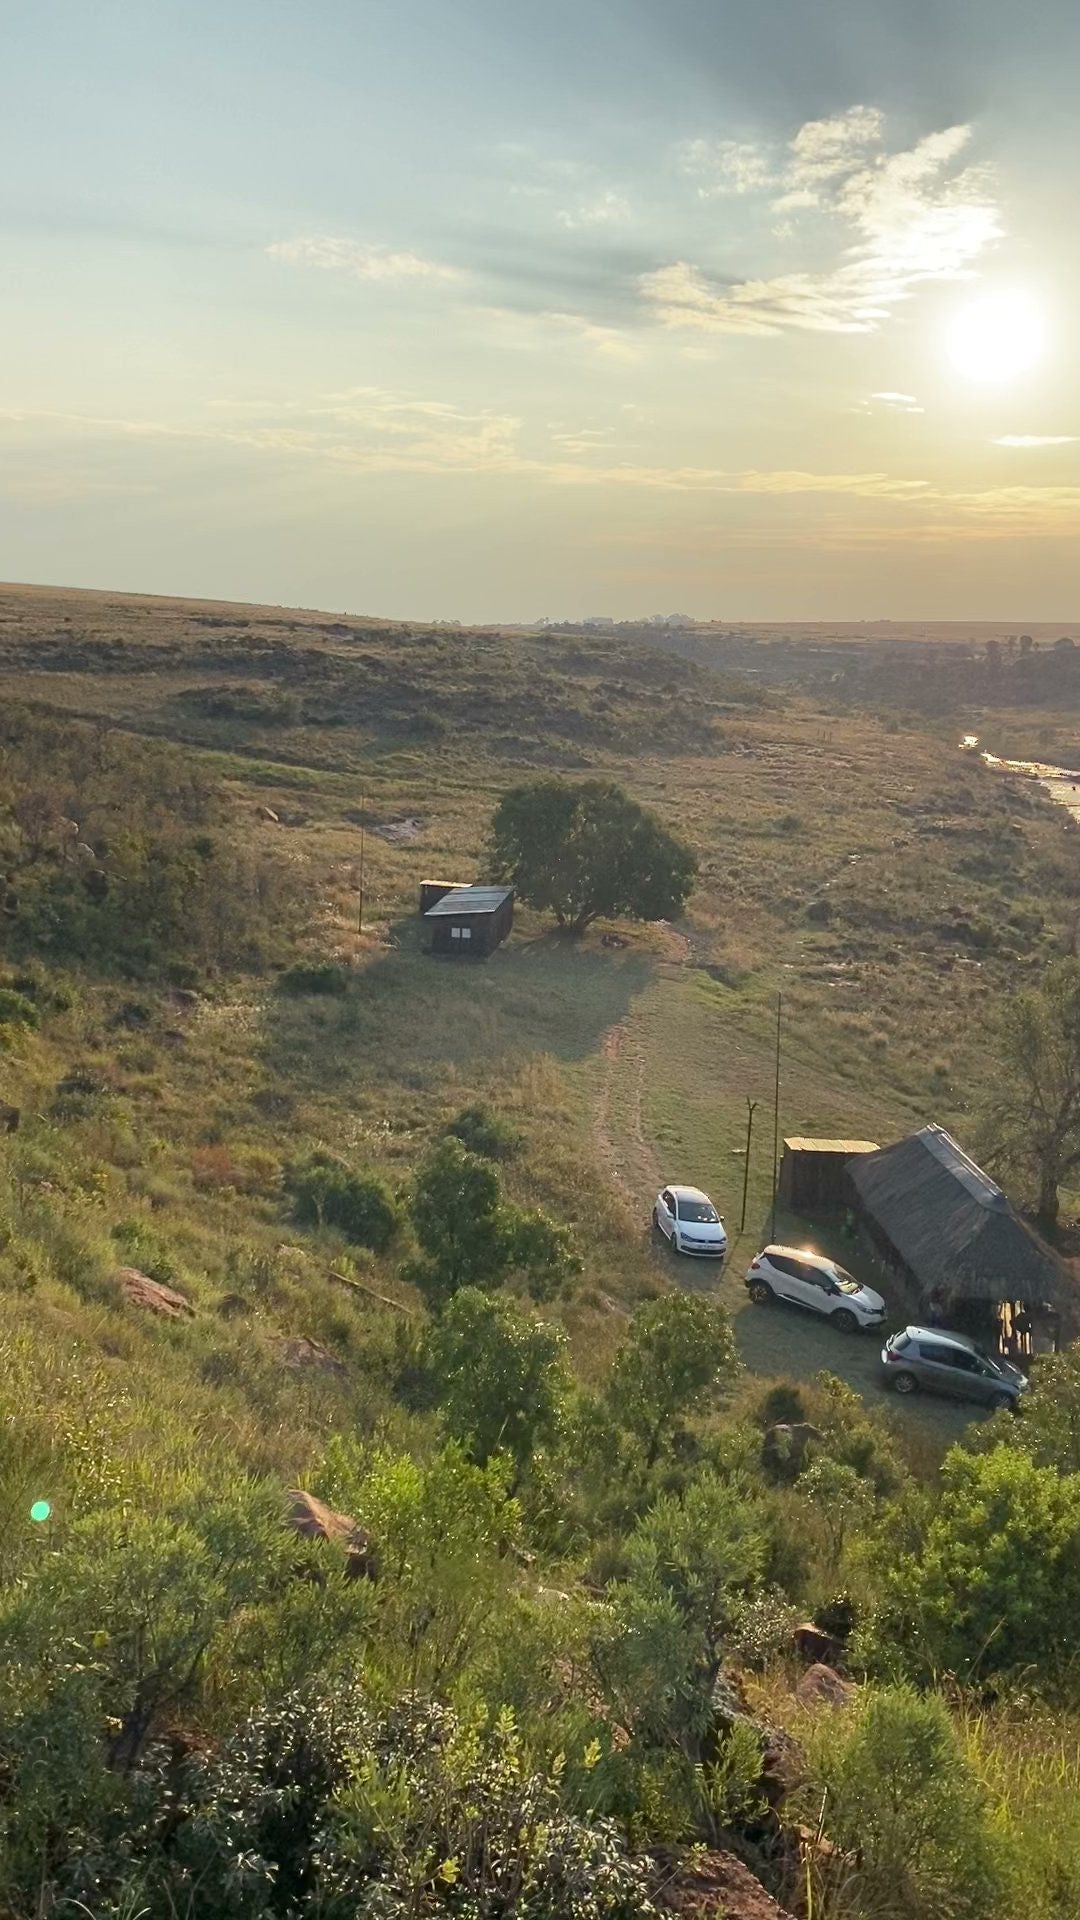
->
748 1280 774 1305
891 1370 918 1395
831 1308 859 1334
989 1391 1014 1414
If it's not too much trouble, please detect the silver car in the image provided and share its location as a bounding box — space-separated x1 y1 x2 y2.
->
881 1325 1028 1411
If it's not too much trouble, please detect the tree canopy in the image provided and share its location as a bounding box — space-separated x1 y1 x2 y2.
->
985 957 1080 1225
490 778 697 934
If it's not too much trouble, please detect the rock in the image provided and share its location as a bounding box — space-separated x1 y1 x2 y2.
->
655 1847 796 1919
795 1663 853 1709
216 1293 250 1319
165 987 201 1010
117 1267 195 1318
0 1101 19 1133
793 1621 844 1668
257 805 281 823
761 1422 822 1479
279 1335 347 1377
285 1489 376 1579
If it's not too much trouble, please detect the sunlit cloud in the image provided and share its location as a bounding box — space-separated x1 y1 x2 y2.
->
994 434 1078 447
649 114 1000 336
267 236 462 282
869 391 924 413
471 306 642 363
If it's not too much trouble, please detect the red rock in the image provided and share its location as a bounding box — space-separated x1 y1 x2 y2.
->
656 1847 796 1919
285 1490 376 1580
795 1663 854 1709
117 1268 194 1318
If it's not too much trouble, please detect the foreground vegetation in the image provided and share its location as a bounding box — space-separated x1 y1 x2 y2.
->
1 584 1080 1918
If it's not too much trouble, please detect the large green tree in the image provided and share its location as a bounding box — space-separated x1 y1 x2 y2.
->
429 1287 570 1475
404 1137 579 1310
490 778 697 935
606 1293 739 1467
985 957 1080 1226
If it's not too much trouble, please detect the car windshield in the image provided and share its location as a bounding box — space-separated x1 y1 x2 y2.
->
678 1199 719 1223
830 1264 862 1294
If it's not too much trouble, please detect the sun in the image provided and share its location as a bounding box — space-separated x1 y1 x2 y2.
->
946 290 1045 383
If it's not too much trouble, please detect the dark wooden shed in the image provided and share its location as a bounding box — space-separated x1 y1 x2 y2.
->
779 1137 879 1213
420 882 514 958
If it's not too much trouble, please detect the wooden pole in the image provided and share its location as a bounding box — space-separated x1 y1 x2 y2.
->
770 992 782 1242
740 1098 757 1234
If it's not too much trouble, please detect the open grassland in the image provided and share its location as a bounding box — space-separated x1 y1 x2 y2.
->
1 583 1077 1466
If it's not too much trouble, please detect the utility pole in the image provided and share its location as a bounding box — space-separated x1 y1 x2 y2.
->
739 1098 757 1234
357 794 368 934
769 991 782 1242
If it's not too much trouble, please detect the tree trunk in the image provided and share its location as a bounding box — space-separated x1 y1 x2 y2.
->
1037 1167 1060 1230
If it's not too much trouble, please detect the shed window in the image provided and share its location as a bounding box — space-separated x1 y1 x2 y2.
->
460 926 472 940
451 927 461 939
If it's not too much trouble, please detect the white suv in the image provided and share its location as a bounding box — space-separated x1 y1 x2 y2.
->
653 1185 728 1260
746 1245 885 1333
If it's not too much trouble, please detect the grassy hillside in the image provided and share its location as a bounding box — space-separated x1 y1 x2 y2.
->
3 584 1080 1920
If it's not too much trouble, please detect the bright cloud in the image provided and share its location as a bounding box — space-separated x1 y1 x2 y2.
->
994 434 1078 447
267 236 461 282
648 114 1000 336
870 392 924 413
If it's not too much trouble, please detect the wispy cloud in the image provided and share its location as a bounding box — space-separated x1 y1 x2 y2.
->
472 306 642 363
555 190 631 230
267 236 461 282
994 434 1078 447
649 113 1000 336
677 137 773 198
869 391 924 413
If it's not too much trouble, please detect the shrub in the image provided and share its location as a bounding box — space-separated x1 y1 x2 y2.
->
428 1286 569 1473
0 989 38 1031
286 1152 398 1252
278 963 350 997
446 1100 522 1160
802 1686 1007 1920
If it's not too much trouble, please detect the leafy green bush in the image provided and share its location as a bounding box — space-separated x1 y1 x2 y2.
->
802 1685 1008 1920
0 989 38 1030
428 1286 569 1473
286 1151 398 1251
446 1100 522 1160
404 1137 579 1310
606 1293 738 1467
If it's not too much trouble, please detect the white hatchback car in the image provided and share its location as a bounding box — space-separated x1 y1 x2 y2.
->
653 1185 728 1260
746 1245 885 1333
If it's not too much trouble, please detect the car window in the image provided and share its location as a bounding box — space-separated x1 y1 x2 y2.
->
677 1199 719 1223
797 1263 831 1288
765 1252 796 1277
661 1191 674 1211
917 1342 949 1363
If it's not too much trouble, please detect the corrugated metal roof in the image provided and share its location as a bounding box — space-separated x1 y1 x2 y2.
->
783 1138 880 1155
423 885 513 917
849 1124 1068 1304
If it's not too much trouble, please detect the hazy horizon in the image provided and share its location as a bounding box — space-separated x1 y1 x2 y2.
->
4 1 1079 623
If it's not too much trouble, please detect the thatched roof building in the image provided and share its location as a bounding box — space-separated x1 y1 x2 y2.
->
847 1124 1069 1308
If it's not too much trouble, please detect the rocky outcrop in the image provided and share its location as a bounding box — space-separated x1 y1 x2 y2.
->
117 1268 195 1318
792 1621 844 1668
285 1490 377 1580
279 1335 346 1376
656 1848 796 1920
795 1663 854 1709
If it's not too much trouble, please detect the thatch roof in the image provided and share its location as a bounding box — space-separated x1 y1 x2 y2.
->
848 1125 1070 1306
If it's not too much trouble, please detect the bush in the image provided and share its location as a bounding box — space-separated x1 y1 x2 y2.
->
0 989 38 1030
286 1152 398 1252
446 1100 522 1160
278 963 350 997
802 1686 1008 1920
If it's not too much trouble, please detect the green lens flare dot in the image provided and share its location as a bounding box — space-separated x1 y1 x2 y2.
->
30 1501 51 1524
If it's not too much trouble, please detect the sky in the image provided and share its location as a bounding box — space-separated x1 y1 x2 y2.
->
2 0 1079 623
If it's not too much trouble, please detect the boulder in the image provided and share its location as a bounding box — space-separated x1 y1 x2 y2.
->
792 1621 844 1667
761 1422 822 1479
0 1101 19 1133
279 1335 347 1377
795 1663 854 1709
655 1847 796 1919
285 1489 376 1580
117 1268 195 1318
